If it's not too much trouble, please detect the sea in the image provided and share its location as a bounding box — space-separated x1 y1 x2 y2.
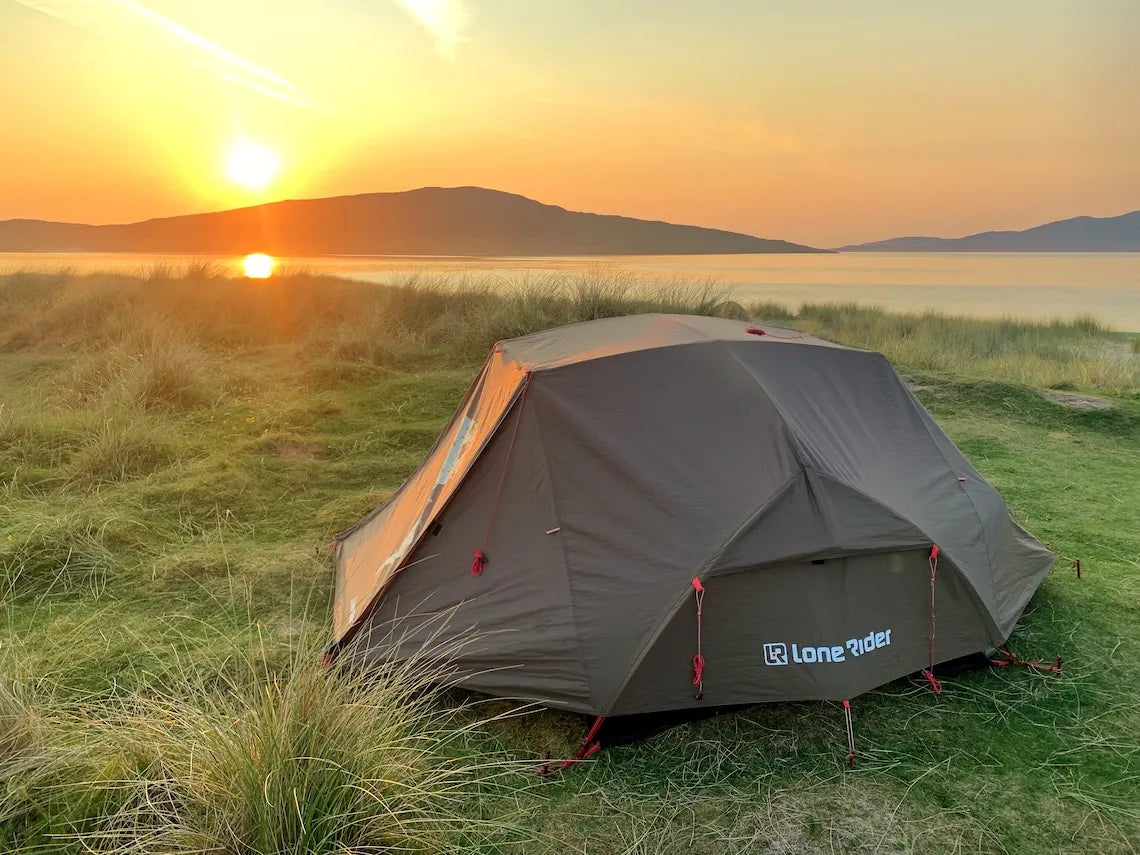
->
4 251 1139 332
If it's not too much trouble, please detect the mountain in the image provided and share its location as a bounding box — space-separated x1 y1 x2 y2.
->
0 187 823 255
840 210 1140 252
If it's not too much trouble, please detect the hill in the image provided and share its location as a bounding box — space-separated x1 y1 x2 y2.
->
841 209 1140 252
0 186 823 255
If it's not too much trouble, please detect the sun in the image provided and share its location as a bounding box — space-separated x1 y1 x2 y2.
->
226 140 280 190
242 253 275 279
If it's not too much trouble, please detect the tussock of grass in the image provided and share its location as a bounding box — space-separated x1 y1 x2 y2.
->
65 415 175 486
0 659 77 842
0 510 118 599
0 633 527 854
64 326 219 412
103 666 514 852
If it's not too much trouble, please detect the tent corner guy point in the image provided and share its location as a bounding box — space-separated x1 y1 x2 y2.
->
327 314 1058 769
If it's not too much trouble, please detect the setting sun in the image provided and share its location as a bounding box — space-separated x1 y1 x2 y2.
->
241 253 275 278
226 140 280 190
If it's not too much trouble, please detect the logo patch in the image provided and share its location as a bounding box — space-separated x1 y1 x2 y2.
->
763 642 789 666
762 629 893 665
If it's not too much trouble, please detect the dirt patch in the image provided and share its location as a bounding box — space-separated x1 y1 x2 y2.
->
1042 390 1112 410
271 439 324 461
1048 431 1072 440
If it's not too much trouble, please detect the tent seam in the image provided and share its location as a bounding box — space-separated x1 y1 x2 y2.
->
598 337 821 713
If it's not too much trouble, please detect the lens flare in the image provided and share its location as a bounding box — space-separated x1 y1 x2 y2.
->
242 253 275 278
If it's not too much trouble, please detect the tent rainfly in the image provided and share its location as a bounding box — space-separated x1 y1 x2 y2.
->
329 314 1055 722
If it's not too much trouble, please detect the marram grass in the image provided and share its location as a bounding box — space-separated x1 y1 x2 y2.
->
1 266 1134 391
0 630 532 854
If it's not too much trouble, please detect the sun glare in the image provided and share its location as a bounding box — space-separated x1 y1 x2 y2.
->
226 140 280 189
242 253 275 278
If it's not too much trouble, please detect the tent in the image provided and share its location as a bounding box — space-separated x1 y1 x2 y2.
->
329 314 1055 720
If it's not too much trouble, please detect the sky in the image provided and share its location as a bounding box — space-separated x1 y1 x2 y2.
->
0 0 1137 247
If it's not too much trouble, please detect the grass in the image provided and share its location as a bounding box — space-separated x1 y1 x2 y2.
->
790 302 1138 391
67 643 525 854
0 266 1137 853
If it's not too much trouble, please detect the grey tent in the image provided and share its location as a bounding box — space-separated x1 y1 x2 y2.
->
330 314 1055 718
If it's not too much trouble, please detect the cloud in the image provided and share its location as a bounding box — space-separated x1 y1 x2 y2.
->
11 0 310 105
392 0 467 58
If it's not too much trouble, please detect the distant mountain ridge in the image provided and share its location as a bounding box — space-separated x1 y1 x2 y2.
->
840 210 1140 252
0 186 823 256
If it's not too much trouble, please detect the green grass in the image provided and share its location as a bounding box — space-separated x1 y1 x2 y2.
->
0 267 1137 853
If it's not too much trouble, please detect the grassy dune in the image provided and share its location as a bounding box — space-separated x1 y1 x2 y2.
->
1 267 1138 853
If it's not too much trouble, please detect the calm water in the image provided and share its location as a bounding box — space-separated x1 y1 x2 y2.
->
4 251 1139 331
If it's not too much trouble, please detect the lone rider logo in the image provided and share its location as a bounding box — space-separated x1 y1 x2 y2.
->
761 629 894 666
764 642 789 666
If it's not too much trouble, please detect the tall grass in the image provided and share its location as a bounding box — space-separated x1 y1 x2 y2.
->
78 644 526 853
2 268 1134 392
0 629 528 853
793 302 1137 390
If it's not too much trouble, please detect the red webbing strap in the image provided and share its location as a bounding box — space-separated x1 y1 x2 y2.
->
991 647 1062 675
842 699 856 768
920 544 943 694
691 577 705 700
538 716 605 776
472 372 532 575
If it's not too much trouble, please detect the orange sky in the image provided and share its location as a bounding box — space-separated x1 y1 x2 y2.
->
1 0 1137 247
